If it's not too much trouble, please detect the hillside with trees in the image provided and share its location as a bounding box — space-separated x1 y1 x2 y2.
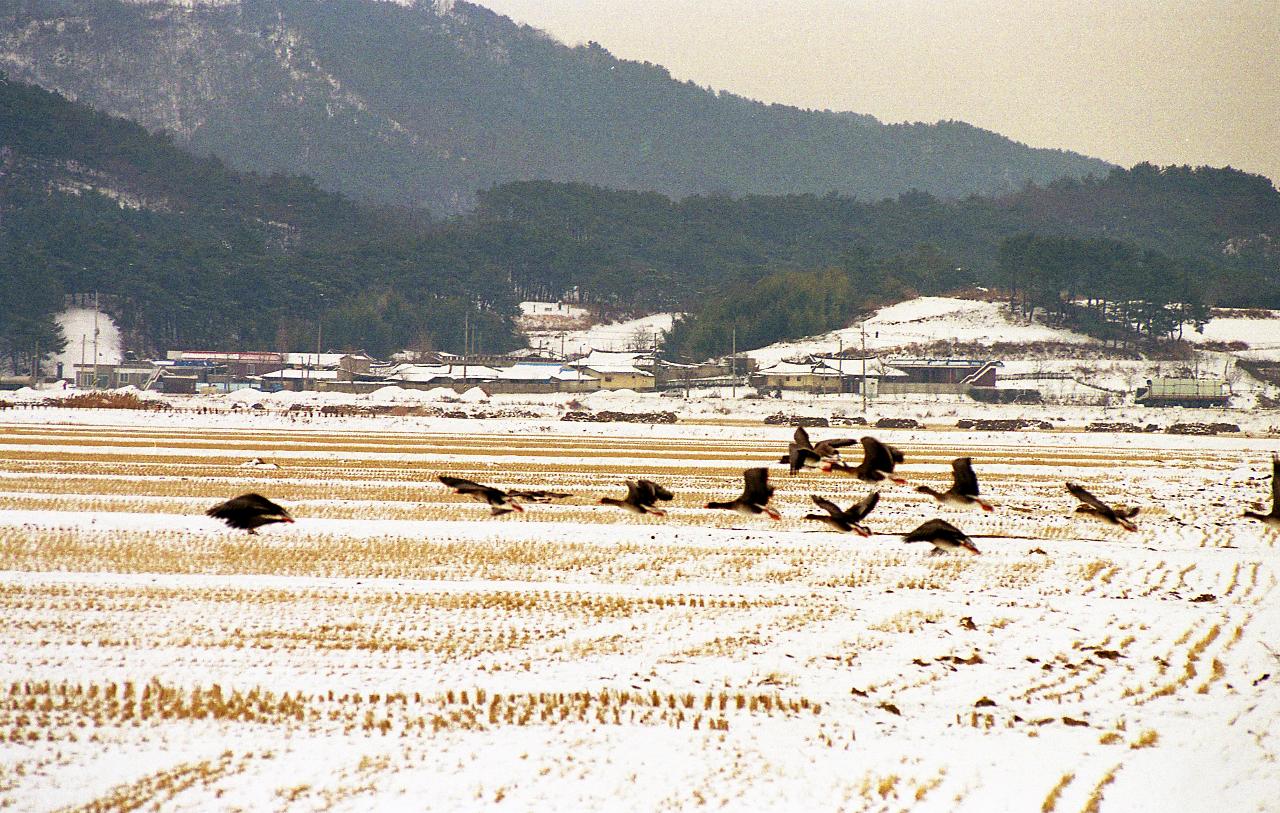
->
0 75 521 373
4 77 1278 370
467 170 1280 357
0 0 1111 212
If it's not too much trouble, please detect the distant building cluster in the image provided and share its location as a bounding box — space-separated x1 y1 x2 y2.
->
68 348 739 395
53 348 1233 407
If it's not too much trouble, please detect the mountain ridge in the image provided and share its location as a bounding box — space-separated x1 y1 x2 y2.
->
0 0 1113 211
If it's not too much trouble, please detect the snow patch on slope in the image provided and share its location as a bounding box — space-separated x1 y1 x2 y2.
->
521 308 677 357
52 308 122 379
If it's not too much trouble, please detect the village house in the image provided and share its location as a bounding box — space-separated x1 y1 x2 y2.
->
73 360 158 391
488 363 599 394
381 363 503 391
750 355 900 395
568 350 656 391
750 359 845 393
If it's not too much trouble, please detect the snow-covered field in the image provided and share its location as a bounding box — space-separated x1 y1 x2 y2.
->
1 409 1278 811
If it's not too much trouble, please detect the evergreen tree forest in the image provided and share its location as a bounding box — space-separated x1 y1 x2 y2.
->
3 76 1278 367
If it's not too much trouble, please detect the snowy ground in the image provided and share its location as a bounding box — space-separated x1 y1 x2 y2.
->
1187 309 1280 361
518 304 677 357
1 409 1278 811
747 297 1096 368
51 307 123 378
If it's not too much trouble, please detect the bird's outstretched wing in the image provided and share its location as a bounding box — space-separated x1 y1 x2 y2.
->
904 518 966 543
793 426 812 449
742 467 774 505
849 489 881 521
207 492 285 519
951 457 980 497
1066 482 1118 518
507 489 572 502
439 475 489 495
638 479 674 503
813 437 858 457
789 445 820 472
809 495 843 518
885 442 905 464
861 436 902 473
622 480 654 507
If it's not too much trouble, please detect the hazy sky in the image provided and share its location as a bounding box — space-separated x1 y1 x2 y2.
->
473 0 1279 183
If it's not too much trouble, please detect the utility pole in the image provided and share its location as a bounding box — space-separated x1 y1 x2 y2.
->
731 323 737 399
93 291 100 390
32 338 38 387
861 322 868 414
838 336 843 394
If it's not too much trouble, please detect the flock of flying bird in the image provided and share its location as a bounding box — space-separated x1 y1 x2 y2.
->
205 426 1280 554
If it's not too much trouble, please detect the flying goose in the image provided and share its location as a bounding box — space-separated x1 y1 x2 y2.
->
1243 454 1280 528
600 479 674 516
823 436 907 483
804 491 880 536
439 475 525 515
902 518 981 555
1066 482 1138 531
779 426 858 474
706 467 780 520
206 493 294 533
916 457 993 511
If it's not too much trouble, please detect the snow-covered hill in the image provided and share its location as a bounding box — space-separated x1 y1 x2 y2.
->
747 297 1095 367
744 296 1279 408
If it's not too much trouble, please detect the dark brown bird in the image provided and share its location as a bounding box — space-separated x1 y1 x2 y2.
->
779 426 858 474
916 457 993 511
507 489 573 503
206 493 294 534
1066 482 1138 531
823 436 907 483
439 475 525 515
902 518 981 555
1243 454 1280 528
706 467 780 520
600 479 674 516
804 491 880 536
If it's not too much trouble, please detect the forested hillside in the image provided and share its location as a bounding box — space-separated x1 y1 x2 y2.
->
0 0 1112 212
4 77 1277 369
0 76 520 373
475 168 1279 305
